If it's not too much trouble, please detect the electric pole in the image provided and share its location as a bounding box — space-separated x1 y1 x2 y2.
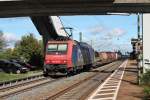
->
91 40 93 47
137 13 140 39
79 32 82 42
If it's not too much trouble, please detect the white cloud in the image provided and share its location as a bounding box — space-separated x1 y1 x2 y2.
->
3 32 19 43
3 33 19 48
108 28 127 37
72 24 130 53
87 25 127 41
93 42 132 54
84 27 129 53
87 25 105 35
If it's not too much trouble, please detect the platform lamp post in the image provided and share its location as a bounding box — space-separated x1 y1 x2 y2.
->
137 13 141 39
137 13 140 84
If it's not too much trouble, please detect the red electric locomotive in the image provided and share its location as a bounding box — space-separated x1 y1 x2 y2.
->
43 39 95 76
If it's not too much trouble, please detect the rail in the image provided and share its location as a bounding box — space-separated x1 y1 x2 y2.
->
0 74 43 90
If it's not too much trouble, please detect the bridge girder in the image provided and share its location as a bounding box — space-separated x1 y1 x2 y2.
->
1 0 149 50
0 0 150 17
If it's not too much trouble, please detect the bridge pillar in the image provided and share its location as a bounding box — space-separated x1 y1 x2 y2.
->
30 16 58 53
143 14 150 73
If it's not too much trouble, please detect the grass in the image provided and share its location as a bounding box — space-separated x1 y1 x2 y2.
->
140 70 150 99
143 86 150 100
0 70 42 83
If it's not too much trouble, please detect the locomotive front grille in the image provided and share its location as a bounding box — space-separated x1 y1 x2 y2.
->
44 64 67 73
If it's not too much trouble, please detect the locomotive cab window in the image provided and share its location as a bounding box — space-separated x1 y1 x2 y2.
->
58 44 67 51
47 44 68 54
47 44 57 51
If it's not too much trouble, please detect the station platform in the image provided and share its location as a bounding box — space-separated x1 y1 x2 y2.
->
88 60 144 100
117 60 144 100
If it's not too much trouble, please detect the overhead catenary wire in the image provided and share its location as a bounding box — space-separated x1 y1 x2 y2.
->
60 17 81 32
60 17 91 42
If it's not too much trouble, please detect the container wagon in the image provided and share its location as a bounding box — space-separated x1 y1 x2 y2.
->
98 52 121 63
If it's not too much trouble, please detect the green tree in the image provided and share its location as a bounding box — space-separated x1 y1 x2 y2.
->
0 48 13 59
13 33 44 67
0 30 11 59
0 31 6 51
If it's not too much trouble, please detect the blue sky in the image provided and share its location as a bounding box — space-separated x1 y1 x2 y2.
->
0 15 137 53
61 15 137 53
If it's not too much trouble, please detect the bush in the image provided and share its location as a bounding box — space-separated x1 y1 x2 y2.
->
0 49 13 59
141 71 150 99
144 87 150 99
141 70 150 86
0 33 44 69
144 87 150 96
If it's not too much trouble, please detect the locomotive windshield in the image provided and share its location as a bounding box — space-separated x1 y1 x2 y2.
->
47 44 67 54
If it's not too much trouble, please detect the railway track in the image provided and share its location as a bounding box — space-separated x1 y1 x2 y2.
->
46 61 123 100
0 60 123 100
0 74 44 91
79 61 123 100
0 75 62 99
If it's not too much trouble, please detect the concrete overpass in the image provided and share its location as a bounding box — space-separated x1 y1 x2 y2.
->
0 0 150 17
1 0 149 52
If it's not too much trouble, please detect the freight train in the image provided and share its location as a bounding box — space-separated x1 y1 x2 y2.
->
43 39 95 76
98 52 121 62
43 39 121 76
94 51 122 66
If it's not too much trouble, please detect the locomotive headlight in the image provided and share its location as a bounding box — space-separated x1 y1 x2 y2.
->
46 60 50 63
63 60 67 63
